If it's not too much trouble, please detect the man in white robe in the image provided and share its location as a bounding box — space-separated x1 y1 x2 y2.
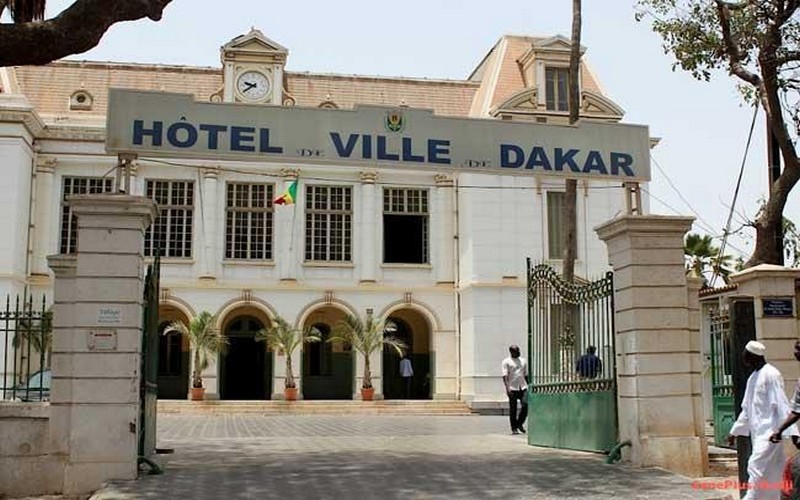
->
728 340 799 499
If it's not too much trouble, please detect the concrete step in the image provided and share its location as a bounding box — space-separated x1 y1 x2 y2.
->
158 399 475 416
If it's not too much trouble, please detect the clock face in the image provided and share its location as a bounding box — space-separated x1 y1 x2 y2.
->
236 70 271 102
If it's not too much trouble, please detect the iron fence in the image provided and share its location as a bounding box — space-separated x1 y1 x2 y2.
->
1 293 50 402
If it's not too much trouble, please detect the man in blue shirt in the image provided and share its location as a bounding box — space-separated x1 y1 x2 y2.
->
576 346 602 379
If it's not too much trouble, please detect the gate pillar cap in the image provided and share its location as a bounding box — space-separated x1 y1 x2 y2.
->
595 215 694 242
730 264 800 283
69 194 158 227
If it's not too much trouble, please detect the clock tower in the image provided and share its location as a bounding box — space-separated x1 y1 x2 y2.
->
221 29 288 105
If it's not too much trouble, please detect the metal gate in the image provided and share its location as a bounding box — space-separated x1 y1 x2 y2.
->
709 305 734 448
139 255 160 460
526 261 617 452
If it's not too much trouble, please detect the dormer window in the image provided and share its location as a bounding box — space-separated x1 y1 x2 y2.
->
545 67 569 112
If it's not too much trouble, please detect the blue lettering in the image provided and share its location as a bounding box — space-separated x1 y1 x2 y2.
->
362 134 372 159
611 153 635 176
259 128 283 154
525 147 552 170
582 151 608 175
500 144 524 168
377 135 399 161
402 137 425 163
554 148 581 172
133 120 163 146
231 126 255 152
199 124 226 150
330 132 359 158
428 139 451 165
167 122 198 148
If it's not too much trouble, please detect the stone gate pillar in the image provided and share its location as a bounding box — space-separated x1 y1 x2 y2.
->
596 215 708 477
47 194 156 495
729 265 800 395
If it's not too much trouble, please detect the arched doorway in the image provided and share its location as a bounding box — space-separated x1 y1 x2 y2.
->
302 306 353 400
383 309 432 400
157 305 190 399
219 315 272 400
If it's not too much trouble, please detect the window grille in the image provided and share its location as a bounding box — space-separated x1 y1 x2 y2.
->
383 188 429 264
305 185 352 262
144 180 194 258
225 183 274 260
545 67 570 112
60 176 114 254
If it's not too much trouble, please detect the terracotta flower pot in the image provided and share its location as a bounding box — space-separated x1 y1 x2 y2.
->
361 387 375 401
284 387 298 401
190 387 205 401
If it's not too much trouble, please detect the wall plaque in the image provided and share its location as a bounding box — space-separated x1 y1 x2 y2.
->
88 329 117 351
762 298 794 318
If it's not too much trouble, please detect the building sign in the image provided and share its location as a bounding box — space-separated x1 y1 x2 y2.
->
88 329 117 351
106 89 652 181
763 298 794 317
97 307 122 325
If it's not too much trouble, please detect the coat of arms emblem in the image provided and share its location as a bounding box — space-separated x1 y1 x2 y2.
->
385 110 405 133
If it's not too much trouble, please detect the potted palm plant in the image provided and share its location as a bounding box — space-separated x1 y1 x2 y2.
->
255 316 321 400
329 312 406 401
164 311 227 401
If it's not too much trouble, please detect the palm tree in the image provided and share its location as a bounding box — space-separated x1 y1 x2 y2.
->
684 233 735 286
255 316 320 389
164 311 227 389
329 313 407 391
13 310 53 367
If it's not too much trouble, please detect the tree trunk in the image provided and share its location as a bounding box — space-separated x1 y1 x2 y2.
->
0 0 173 66
363 355 372 389
192 349 202 388
285 354 295 388
560 0 581 358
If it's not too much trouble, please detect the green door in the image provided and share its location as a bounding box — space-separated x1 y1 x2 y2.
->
303 323 353 400
710 308 734 448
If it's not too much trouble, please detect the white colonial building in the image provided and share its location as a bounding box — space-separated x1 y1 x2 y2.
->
0 30 649 406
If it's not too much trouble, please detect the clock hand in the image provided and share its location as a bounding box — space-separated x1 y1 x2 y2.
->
243 82 257 92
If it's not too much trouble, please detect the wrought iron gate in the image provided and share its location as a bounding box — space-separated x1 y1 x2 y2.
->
526 261 617 452
709 305 734 448
139 256 160 459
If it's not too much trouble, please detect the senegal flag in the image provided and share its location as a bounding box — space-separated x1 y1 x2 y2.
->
274 180 297 205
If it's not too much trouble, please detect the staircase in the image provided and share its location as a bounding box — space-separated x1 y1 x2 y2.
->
158 399 475 416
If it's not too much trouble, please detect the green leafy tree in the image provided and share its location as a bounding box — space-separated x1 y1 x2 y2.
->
328 313 407 390
784 215 800 266
164 311 227 389
637 0 800 267
255 316 321 389
0 0 173 66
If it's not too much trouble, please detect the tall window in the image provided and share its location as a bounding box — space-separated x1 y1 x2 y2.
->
547 191 566 259
225 183 274 260
383 188 429 264
305 185 352 262
545 67 569 112
60 177 114 254
144 180 194 258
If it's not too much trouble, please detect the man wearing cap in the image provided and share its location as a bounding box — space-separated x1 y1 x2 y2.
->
728 340 799 499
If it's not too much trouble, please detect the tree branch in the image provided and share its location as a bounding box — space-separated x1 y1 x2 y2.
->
0 0 172 67
715 0 763 86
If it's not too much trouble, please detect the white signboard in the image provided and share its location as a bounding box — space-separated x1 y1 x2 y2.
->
106 89 651 181
88 329 117 351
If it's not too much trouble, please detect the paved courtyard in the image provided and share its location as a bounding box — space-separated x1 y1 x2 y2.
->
91 415 727 500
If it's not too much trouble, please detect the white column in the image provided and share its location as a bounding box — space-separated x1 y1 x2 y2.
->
31 158 56 277
48 194 157 495
359 171 377 283
434 174 454 284
277 169 299 282
200 167 219 280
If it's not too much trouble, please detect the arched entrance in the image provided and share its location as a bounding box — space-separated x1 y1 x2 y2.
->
302 306 353 400
383 309 432 400
157 305 191 399
219 313 272 400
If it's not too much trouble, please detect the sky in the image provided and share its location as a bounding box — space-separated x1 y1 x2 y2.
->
38 0 796 262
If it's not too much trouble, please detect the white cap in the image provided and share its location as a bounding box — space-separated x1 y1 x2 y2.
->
745 340 766 357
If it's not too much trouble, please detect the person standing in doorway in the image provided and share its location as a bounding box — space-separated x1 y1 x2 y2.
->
399 352 414 399
727 341 798 499
502 344 528 435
